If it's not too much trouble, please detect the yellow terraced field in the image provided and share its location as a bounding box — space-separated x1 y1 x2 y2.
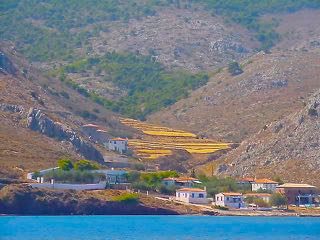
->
120 118 232 160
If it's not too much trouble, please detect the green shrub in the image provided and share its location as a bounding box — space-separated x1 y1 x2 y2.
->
271 193 288 208
213 205 229 211
128 170 179 192
74 160 99 171
158 184 177 195
228 61 243 76
43 170 105 184
112 193 139 204
197 175 238 197
131 181 153 191
57 158 74 171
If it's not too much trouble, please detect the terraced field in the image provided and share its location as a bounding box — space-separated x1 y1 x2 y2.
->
120 118 231 160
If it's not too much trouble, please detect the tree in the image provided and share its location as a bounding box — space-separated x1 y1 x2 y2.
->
228 61 243 76
271 193 288 208
190 168 196 178
74 160 99 171
58 158 74 171
272 176 284 185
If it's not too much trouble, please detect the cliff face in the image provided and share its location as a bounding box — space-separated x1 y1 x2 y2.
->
0 185 179 215
0 51 16 75
211 89 320 186
27 108 104 162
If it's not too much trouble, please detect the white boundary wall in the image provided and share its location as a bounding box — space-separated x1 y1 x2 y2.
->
30 181 107 191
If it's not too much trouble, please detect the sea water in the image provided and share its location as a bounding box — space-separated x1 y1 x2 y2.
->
1 216 320 240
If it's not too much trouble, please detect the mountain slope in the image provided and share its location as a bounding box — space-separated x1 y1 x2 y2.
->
149 49 320 142
0 48 136 179
202 89 320 187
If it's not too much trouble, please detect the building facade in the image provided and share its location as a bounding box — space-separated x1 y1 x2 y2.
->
276 183 318 206
108 138 128 154
215 193 244 209
176 188 208 204
252 179 278 192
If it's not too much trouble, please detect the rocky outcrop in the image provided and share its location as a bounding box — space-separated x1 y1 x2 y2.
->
0 51 16 75
0 185 179 215
0 103 24 113
27 108 104 162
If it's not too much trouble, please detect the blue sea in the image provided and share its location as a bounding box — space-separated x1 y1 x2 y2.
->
1 216 320 240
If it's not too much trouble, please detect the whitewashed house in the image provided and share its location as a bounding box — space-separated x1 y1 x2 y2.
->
108 138 128 154
251 179 278 192
176 188 208 204
215 192 244 209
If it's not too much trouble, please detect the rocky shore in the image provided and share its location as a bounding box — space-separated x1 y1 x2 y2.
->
1 184 320 217
0 185 179 215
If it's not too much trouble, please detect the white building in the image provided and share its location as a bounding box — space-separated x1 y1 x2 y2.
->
108 138 128 154
251 179 278 192
215 192 244 209
176 188 208 204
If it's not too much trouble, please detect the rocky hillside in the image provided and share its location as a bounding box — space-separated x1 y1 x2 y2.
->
0 49 136 179
204 89 320 187
90 7 257 72
270 9 320 51
149 49 320 142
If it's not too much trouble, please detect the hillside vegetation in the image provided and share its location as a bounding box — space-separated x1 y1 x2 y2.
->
50 52 208 119
1 0 320 62
201 0 320 49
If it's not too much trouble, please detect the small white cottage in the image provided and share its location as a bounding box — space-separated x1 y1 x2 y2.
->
108 138 128 154
215 192 244 209
176 188 208 204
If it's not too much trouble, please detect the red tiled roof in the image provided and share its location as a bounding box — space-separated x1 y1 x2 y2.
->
239 177 255 182
220 192 242 196
254 179 278 184
177 188 206 192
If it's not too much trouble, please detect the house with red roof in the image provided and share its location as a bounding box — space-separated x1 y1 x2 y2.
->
215 192 244 209
176 188 208 204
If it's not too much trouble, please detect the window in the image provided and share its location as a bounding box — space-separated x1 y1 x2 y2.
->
199 193 204 198
226 197 229 201
192 193 195 198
